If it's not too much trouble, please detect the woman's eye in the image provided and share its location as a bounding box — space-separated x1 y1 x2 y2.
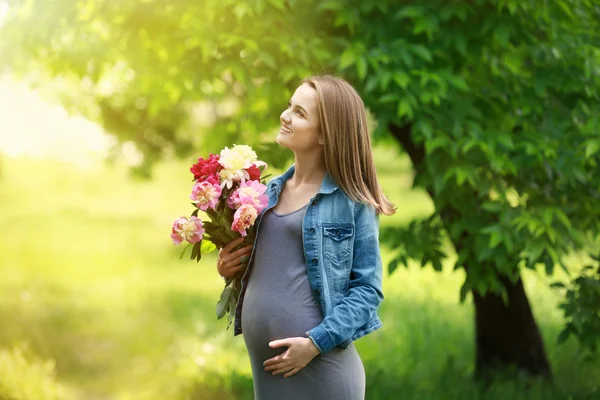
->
296 110 302 116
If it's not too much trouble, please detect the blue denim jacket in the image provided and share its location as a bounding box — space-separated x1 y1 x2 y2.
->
233 164 384 354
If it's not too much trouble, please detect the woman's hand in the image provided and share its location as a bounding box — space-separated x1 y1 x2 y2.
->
217 237 253 279
263 337 321 378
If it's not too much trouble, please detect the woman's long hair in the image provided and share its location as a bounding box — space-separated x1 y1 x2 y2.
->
302 75 397 216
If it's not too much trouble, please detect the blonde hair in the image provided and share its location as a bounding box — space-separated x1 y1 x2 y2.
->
301 75 397 216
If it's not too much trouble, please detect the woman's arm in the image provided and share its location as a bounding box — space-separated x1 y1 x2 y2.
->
305 202 384 354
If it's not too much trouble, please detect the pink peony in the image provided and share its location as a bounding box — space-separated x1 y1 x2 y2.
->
231 204 258 237
227 180 268 213
190 180 222 211
171 216 205 245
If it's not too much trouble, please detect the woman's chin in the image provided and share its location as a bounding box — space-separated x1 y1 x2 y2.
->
275 134 292 148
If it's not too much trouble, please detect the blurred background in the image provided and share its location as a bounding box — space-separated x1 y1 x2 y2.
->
0 1 599 399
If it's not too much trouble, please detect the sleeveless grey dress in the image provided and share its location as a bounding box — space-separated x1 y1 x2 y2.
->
241 204 365 400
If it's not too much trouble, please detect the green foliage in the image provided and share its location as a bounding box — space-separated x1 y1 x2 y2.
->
0 346 70 400
554 255 600 358
380 215 446 275
0 0 330 174
330 0 600 284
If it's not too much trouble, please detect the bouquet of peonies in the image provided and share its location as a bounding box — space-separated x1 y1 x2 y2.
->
170 144 270 329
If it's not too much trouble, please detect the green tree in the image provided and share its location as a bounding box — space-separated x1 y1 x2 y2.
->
2 0 599 378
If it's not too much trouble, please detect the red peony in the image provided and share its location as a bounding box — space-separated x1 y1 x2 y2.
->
245 164 261 181
190 154 222 181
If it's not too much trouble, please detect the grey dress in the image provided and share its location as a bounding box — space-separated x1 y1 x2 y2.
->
241 205 365 400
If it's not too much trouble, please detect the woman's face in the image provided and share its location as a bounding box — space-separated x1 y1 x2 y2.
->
276 83 324 153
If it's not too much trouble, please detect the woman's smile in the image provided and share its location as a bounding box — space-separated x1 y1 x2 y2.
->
279 125 293 135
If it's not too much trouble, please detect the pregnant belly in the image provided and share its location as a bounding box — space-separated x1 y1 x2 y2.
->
241 281 324 352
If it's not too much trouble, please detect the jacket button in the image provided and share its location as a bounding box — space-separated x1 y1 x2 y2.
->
309 228 316 234
312 258 318 264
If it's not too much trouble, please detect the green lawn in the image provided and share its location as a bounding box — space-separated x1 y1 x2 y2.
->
0 147 598 400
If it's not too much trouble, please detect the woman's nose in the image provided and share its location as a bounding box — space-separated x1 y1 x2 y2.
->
280 111 291 123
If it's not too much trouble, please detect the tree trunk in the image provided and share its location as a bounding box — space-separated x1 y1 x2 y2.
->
472 270 552 378
388 123 552 379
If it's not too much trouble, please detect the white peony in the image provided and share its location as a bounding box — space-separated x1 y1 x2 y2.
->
218 144 266 189
218 144 257 171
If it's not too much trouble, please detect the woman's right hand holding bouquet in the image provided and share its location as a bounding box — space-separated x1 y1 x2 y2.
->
218 237 253 280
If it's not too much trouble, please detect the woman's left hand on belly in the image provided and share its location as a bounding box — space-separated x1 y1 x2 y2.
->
263 337 321 378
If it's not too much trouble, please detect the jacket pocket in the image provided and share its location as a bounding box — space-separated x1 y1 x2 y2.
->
322 223 354 266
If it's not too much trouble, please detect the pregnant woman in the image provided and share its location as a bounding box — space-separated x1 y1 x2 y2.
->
217 75 396 399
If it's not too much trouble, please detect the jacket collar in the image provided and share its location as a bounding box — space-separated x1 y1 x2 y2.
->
270 163 338 195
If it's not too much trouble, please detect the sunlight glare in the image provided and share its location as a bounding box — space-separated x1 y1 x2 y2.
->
0 74 116 168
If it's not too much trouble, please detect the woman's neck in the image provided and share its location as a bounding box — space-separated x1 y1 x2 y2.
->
289 152 327 187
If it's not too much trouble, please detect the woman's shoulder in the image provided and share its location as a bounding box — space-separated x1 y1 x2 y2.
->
332 187 375 215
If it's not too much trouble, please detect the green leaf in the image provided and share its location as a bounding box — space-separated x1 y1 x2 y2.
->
449 75 469 91
379 93 397 104
201 240 217 254
417 120 434 139
554 209 572 230
190 241 202 262
411 45 432 62
216 285 234 319
388 259 399 275
557 324 573 345
394 5 425 20
413 16 439 39
259 52 277 69
544 256 554 275
339 48 355 69
425 136 448 154
482 202 502 213
585 141 599 158
356 56 367 80
397 99 413 118
459 281 470 303
226 289 238 329
392 71 411 89
550 282 566 289
542 208 553 226
489 231 502 249
179 243 191 260
556 0 575 20
454 34 467 56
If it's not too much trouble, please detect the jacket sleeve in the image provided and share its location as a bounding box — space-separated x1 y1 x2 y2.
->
306 202 385 354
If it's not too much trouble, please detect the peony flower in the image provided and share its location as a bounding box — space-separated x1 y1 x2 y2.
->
245 163 261 181
190 180 222 211
219 168 249 190
227 180 268 213
171 216 205 245
190 154 222 181
219 145 257 171
218 144 267 189
231 204 258 237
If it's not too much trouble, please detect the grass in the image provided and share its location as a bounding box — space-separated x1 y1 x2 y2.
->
0 146 598 400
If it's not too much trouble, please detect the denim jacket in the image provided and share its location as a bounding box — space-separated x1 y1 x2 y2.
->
233 164 384 354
